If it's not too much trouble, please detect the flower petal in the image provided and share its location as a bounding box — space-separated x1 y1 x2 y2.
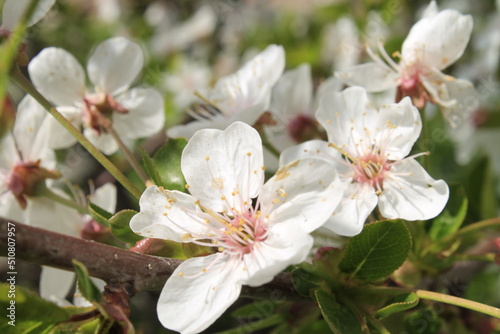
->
113 88 165 139
379 158 449 220
13 96 56 166
28 47 86 106
40 267 75 305
402 9 473 70
243 221 313 286
335 62 400 92
2 0 55 30
87 37 144 95
316 86 378 154
181 122 264 212
208 44 285 117
90 183 117 213
130 186 212 242
374 97 422 159
83 128 118 155
157 254 242 334
270 63 313 117
323 182 378 236
261 158 344 233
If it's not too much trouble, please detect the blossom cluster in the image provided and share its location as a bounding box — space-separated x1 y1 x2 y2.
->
2 0 496 333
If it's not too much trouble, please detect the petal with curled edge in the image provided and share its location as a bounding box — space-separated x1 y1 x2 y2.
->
335 62 400 92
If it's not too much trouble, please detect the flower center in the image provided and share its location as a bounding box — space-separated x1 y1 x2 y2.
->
352 153 391 193
82 93 128 134
287 114 324 143
7 160 61 209
396 61 434 109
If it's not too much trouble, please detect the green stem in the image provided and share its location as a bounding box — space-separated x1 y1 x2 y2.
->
38 187 89 215
260 130 281 159
455 217 500 236
419 107 430 171
452 253 498 262
10 68 143 200
363 310 391 334
106 125 149 185
415 290 500 318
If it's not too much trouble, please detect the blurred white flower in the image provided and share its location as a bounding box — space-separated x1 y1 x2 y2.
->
0 0 55 33
28 36 165 155
167 44 285 140
336 1 474 126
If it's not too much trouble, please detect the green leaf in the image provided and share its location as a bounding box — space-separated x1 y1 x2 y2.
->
72 260 102 303
314 290 363 334
0 283 69 334
404 306 441 334
376 293 419 319
153 138 188 191
88 202 113 228
109 209 143 244
216 313 286 334
429 184 468 241
339 219 412 282
140 146 162 186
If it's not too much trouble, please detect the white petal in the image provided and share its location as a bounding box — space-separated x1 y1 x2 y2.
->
422 74 476 127
270 63 312 117
243 222 313 286
279 140 335 166
335 63 399 92
314 76 343 110
166 113 230 140
323 182 378 236
28 47 86 106
374 97 422 159
0 135 19 189
402 9 473 70
2 0 55 30
89 183 117 213
13 96 56 166
113 88 165 139
208 44 285 117
0 194 24 222
83 128 118 155
87 37 144 95
316 86 378 153
45 106 82 150
40 267 74 304
379 158 449 220
421 0 438 19
181 122 264 212
25 195 82 236
130 186 212 242
261 158 344 233
157 254 242 334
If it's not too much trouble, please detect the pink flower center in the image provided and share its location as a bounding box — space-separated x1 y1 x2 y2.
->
352 153 392 192
219 212 267 255
396 62 433 109
7 160 60 209
82 92 128 134
287 114 323 143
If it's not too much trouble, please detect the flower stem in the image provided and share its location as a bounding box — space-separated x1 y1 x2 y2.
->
10 68 143 200
38 186 89 215
260 129 281 158
106 125 149 186
455 217 500 236
415 289 500 318
419 107 430 171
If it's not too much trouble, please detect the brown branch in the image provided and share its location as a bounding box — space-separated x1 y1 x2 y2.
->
0 217 302 300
